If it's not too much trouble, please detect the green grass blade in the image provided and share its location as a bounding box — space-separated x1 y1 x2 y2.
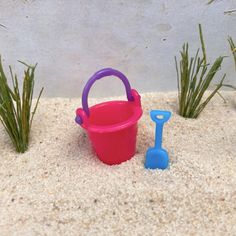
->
222 84 236 90
199 24 207 65
228 37 236 70
175 56 181 106
30 87 44 129
190 56 224 116
193 74 226 118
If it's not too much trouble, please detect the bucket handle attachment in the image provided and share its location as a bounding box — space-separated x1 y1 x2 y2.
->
76 68 134 125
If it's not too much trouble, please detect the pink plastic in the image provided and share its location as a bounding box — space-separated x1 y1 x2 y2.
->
75 69 142 165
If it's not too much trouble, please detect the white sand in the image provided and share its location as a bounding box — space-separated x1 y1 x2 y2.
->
0 92 236 236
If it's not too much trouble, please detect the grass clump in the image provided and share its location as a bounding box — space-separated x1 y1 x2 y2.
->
0 57 43 153
175 24 226 118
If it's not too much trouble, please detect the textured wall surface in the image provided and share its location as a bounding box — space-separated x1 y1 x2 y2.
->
0 0 235 97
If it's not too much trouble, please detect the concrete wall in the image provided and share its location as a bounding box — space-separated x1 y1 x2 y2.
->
0 0 235 98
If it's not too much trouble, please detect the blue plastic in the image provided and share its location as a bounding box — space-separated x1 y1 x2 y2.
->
145 110 171 170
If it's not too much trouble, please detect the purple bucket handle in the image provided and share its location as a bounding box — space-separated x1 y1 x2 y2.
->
76 68 134 125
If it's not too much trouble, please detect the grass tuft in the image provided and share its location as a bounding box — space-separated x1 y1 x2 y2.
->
175 24 226 118
0 57 43 153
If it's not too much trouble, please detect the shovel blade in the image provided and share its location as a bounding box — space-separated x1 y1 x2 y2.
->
145 147 169 170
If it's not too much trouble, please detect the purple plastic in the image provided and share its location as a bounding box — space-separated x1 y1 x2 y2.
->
82 68 134 115
76 68 134 125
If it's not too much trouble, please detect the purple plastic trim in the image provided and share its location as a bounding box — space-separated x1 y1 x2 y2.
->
82 68 134 116
75 115 82 125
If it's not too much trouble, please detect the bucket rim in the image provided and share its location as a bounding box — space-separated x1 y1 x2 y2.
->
81 100 142 133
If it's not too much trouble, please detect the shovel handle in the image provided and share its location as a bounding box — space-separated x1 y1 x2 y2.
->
150 110 171 149
150 110 171 124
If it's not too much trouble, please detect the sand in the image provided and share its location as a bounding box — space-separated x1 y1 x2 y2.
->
0 92 236 236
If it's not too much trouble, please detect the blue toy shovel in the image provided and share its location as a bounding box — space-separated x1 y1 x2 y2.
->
145 110 171 170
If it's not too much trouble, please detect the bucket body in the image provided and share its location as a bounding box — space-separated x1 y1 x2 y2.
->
85 99 140 165
75 68 142 165
88 123 138 165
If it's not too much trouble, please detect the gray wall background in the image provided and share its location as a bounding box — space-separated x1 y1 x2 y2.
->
0 0 235 98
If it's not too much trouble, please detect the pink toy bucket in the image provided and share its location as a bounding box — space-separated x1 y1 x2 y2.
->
75 68 143 165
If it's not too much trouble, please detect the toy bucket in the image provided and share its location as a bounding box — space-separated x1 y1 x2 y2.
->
75 68 143 165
